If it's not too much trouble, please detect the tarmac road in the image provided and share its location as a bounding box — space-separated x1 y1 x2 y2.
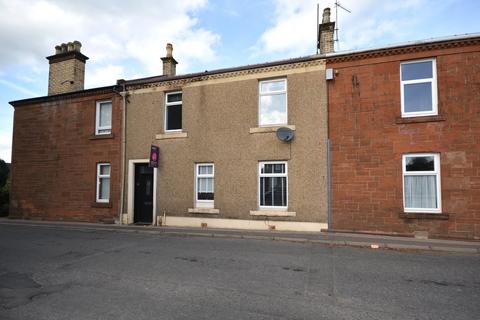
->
0 223 479 320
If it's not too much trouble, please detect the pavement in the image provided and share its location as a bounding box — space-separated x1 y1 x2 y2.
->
1 222 479 320
1 217 479 254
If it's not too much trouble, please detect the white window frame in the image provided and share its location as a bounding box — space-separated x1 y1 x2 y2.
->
95 100 112 135
400 58 438 118
195 163 214 208
96 163 111 203
258 78 287 127
402 153 441 213
258 161 288 210
164 91 182 132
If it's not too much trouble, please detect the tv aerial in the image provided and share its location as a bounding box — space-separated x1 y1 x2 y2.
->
334 0 351 50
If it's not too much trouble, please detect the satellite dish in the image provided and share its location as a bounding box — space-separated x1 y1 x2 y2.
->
276 127 295 142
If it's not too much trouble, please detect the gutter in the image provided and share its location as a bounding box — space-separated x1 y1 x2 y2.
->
9 85 116 107
123 54 323 87
324 32 480 59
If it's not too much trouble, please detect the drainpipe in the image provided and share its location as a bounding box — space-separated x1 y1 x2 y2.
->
327 138 332 229
117 80 127 225
326 69 332 230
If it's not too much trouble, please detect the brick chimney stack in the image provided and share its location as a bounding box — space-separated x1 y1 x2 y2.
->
161 43 178 77
318 8 335 54
46 41 89 95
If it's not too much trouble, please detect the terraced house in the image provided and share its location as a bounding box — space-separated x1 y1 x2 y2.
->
118 9 338 231
121 44 328 231
327 34 480 239
9 42 122 222
8 9 480 239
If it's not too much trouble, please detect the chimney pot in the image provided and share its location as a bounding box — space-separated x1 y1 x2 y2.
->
60 43 68 53
322 7 331 23
73 40 82 52
166 43 173 57
67 42 74 52
55 45 62 54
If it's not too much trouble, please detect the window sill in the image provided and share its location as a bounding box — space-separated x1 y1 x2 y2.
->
89 133 115 140
91 202 112 208
250 210 296 217
395 114 446 124
249 125 295 134
399 212 449 220
188 208 220 214
155 132 188 140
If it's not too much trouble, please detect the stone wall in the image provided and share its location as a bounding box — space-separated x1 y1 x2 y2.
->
327 42 480 239
48 57 86 95
10 92 122 222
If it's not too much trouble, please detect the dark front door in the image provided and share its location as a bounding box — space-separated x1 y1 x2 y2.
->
134 163 153 224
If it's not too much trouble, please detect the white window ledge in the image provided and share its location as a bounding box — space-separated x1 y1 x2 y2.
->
250 210 296 217
156 132 188 140
249 125 295 134
188 208 220 214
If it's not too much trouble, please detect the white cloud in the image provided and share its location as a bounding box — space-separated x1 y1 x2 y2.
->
0 1 221 163
0 79 40 97
85 65 124 88
14 74 37 84
0 133 12 163
251 0 319 58
0 0 219 87
252 0 429 57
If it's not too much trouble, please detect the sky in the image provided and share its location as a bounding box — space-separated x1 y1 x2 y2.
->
0 0 479 162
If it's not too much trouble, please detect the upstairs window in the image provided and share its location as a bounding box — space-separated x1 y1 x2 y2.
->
165 92 182 131
403 154 441 213
400 59 437 117
259 79 287 126
96 163 111 203
195 163 214 208
95 100 112 135
259 161 288 209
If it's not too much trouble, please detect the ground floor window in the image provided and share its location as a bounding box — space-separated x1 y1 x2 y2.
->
259 161 287 209
402 154 441 213
96 163 110 203
195 163 214 208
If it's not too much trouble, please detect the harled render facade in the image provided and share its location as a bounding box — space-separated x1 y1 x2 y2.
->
8 8 480 239
120 10 334 231
122 51 329 231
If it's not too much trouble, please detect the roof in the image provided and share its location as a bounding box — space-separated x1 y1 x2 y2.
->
325 32 480 62
9 85 117 107
123 54 321 86
124 33 480 87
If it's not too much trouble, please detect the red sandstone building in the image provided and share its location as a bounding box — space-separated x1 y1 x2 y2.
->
326 35 480 239
9 42 122 222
